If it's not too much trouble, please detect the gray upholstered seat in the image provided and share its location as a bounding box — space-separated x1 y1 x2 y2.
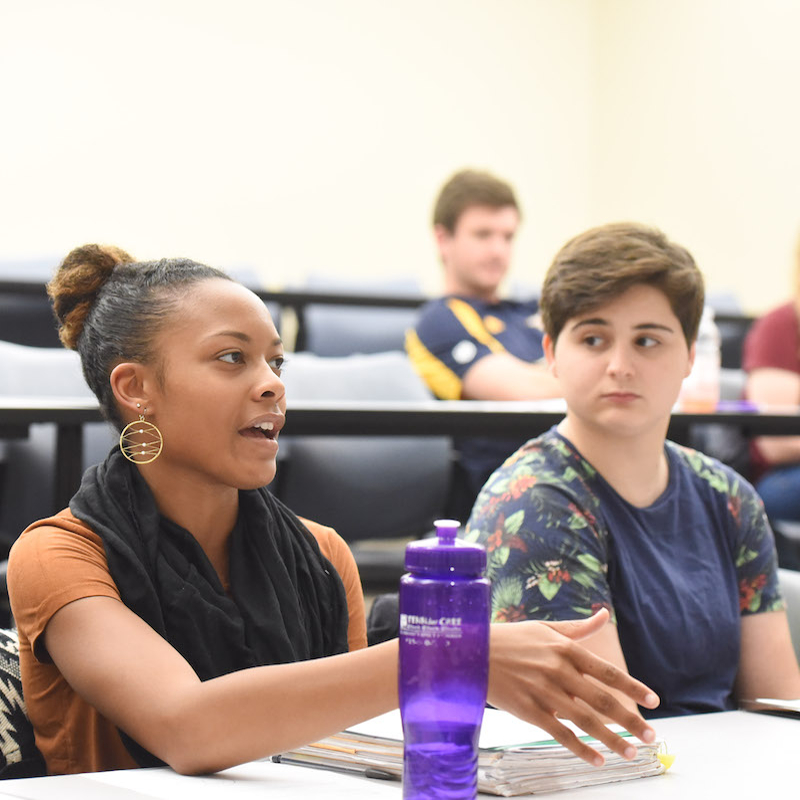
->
0 258 61 349
299 275 420 356
277 351 453 590
0 341 116 556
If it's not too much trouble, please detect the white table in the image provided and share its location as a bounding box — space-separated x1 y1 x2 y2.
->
0 710 794 798
543 709 796 797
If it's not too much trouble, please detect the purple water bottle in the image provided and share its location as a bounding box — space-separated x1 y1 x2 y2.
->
398 519 490 800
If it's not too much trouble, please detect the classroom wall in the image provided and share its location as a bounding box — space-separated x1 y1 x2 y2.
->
591 0 800 312
1 0 798 313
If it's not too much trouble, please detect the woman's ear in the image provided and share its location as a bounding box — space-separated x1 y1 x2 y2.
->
543 333 557 377
110 362 154 422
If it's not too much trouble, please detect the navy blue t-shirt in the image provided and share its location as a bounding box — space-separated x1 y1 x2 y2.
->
406 295 544 495
465 429 783 717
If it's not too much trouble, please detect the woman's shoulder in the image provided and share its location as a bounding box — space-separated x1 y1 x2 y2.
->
8 510 108 602
298 516 336 540
8 509 109 603
297 517 348 562
297 517 366 651
8 510 119 656
11 509 104 561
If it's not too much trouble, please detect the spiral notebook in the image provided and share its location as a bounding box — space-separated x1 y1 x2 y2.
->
275 708 670 797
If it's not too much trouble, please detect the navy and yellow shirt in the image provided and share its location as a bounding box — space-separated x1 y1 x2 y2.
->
406 295 545 497
406 296 544 400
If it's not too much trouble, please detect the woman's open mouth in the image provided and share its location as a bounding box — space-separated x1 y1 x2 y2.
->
240 422 277 440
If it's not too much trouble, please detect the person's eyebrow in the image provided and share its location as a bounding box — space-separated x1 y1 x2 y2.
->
569 318 675 333
204 330 283 347
570 317 608 331
633 322 675 333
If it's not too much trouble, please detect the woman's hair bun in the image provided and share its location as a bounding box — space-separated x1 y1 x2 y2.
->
48 244 135 350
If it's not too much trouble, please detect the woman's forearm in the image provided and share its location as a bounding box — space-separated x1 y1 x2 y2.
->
161 641 400 775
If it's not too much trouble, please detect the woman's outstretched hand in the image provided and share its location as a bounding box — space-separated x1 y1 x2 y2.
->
487 609 659 766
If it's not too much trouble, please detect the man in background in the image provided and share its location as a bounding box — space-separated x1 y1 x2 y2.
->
406 169 561 510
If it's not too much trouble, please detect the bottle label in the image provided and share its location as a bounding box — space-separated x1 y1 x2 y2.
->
400 614 464 644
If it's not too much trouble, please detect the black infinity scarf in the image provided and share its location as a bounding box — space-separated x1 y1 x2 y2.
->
70 448 349 766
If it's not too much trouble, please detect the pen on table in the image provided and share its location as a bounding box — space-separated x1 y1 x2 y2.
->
271 754 400 781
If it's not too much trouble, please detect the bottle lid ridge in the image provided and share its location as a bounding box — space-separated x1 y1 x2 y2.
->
404 519 487 575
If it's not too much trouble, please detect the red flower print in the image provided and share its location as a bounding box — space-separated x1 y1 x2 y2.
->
567 502 597 529
509 474 537 499
487 531 503 552
546 567 571 584
543 560 571 584
495 605 527 623
485 515 528 554
728 495 742 523
486 515 506 552
739 574 767 611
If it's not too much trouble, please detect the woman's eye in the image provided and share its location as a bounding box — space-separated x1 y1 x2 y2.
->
636 336 659 348
583 335 603 347
269 356 285 375
219 351 244 365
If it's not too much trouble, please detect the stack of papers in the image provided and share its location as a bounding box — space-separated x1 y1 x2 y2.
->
277 708 668 796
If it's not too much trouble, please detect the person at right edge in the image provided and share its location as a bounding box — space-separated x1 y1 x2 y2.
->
742 231 800 570
466 222 800 718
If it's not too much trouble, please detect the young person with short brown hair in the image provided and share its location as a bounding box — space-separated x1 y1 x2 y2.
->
467 221 800 717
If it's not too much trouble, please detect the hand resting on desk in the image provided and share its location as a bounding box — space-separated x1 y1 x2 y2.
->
488 609 659 767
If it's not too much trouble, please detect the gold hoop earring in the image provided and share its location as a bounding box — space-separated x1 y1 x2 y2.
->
119 407 163 464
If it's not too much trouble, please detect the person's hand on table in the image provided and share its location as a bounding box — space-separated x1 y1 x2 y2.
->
487 609 659 766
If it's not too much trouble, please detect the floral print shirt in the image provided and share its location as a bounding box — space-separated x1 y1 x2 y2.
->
465 428 783 717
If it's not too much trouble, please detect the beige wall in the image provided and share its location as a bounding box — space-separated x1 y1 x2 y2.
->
591 0 800 313
1 0 798 312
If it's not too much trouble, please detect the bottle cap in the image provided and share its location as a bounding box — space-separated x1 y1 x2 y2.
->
435 518 459 543
404 519 487 576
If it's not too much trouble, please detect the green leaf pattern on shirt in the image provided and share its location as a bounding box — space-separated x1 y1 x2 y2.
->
467 434 783 625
